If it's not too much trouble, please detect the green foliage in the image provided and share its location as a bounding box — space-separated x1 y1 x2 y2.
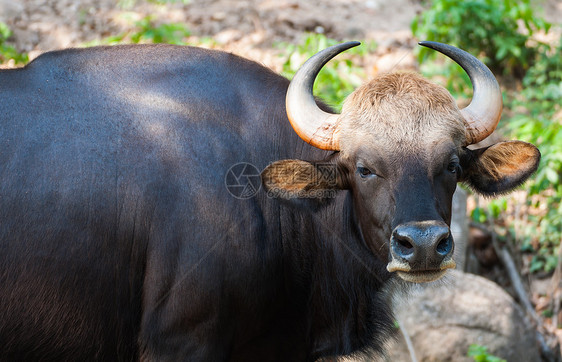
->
412 0 551 77
467 344 506 362
471 206 488 224
87 15 190 46
129 16 190 44
529 250 559 274
418 56 471 100
0 22 28 64
470 199 507 224
278 33 376 111
505 39 562 272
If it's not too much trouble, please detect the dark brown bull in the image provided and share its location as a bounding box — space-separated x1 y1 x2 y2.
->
0 41 539 360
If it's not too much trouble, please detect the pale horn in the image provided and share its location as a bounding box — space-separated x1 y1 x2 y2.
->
419 41 503 145
285 41 361 151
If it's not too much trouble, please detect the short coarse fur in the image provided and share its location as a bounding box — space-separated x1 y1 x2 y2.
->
338 72 467 155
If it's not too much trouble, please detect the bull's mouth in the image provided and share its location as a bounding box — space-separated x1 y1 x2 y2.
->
396 269 447 283
387 259 456 283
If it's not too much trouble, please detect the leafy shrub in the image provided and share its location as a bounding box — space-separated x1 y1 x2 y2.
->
278 33 376 111
0 22 28 64
412 0 551 77
129 16 190 44
504 39 562 271
467 344 506 362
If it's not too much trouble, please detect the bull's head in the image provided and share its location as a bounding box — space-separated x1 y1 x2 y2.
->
262 42 540 283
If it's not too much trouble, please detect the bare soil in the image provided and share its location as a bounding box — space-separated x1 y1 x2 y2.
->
2 0 559 73
1 0 424 71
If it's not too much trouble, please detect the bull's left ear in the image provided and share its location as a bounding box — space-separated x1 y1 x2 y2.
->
261 159 345 199
460 141 540 195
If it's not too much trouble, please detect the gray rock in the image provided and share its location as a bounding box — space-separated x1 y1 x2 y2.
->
385 270 540 362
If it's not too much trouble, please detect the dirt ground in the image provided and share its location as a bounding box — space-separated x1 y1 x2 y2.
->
0 0 428 75
1 0 560 73
2 1 419 49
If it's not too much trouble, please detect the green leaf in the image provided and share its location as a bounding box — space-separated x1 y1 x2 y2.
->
545 167 559 184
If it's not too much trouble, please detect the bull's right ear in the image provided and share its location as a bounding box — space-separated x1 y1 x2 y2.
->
460 141 541 196
261 159 345 199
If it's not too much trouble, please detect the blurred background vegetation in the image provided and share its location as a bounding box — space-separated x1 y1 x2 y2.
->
0 0 560 357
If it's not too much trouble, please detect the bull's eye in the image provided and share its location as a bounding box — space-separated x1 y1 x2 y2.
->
447 161 459 174
357 166 373 178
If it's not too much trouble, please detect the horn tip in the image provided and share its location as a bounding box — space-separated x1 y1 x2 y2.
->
342 41 361 50
418 40 443 50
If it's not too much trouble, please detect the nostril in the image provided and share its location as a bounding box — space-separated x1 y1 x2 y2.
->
436 236 453 256
394 237 415 256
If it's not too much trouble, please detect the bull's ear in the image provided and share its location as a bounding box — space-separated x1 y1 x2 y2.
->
460 141 540 195
261 159 345 198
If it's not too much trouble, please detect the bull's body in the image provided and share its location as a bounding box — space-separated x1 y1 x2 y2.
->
0 44 392 360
